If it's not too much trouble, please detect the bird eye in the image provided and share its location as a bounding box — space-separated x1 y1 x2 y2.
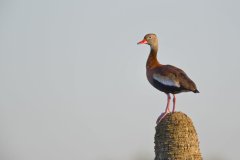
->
149 36 152 39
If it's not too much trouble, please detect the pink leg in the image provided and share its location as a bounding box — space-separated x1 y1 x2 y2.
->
172 94 176 112
157 94 171 123
167 103 171 112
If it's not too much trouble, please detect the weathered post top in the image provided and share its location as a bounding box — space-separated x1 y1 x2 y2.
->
154 112 202 160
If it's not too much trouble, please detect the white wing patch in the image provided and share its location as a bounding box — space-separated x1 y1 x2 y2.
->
153 74 180 87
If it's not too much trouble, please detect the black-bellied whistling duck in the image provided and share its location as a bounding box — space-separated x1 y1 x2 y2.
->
137 33 199 123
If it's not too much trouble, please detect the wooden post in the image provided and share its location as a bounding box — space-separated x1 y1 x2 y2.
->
154 112 202 160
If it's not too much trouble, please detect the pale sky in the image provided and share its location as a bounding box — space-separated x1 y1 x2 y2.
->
0 0 240 160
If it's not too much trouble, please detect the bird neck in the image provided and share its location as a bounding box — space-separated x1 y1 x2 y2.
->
146 45 160 69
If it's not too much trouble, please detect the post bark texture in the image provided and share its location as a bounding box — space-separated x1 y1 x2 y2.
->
154 112 202 160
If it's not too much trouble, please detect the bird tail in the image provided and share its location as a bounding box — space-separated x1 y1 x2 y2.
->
193 89 200 93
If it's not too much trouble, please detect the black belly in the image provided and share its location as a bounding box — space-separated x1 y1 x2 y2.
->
152 79 188 94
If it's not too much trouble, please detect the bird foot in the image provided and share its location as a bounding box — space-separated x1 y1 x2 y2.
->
156 111 170 124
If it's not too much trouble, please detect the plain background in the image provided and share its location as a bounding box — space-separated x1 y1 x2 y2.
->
0 0 240 160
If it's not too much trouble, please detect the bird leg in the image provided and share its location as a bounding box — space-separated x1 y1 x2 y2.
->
167 102 171 112
156 94 171 123
172 94 176 112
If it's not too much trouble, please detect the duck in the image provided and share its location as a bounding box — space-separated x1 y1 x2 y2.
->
137 33 199 123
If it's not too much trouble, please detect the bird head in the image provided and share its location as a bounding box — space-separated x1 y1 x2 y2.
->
137 33 158 47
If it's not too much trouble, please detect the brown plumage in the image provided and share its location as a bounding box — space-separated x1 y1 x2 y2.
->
137 33 199 123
